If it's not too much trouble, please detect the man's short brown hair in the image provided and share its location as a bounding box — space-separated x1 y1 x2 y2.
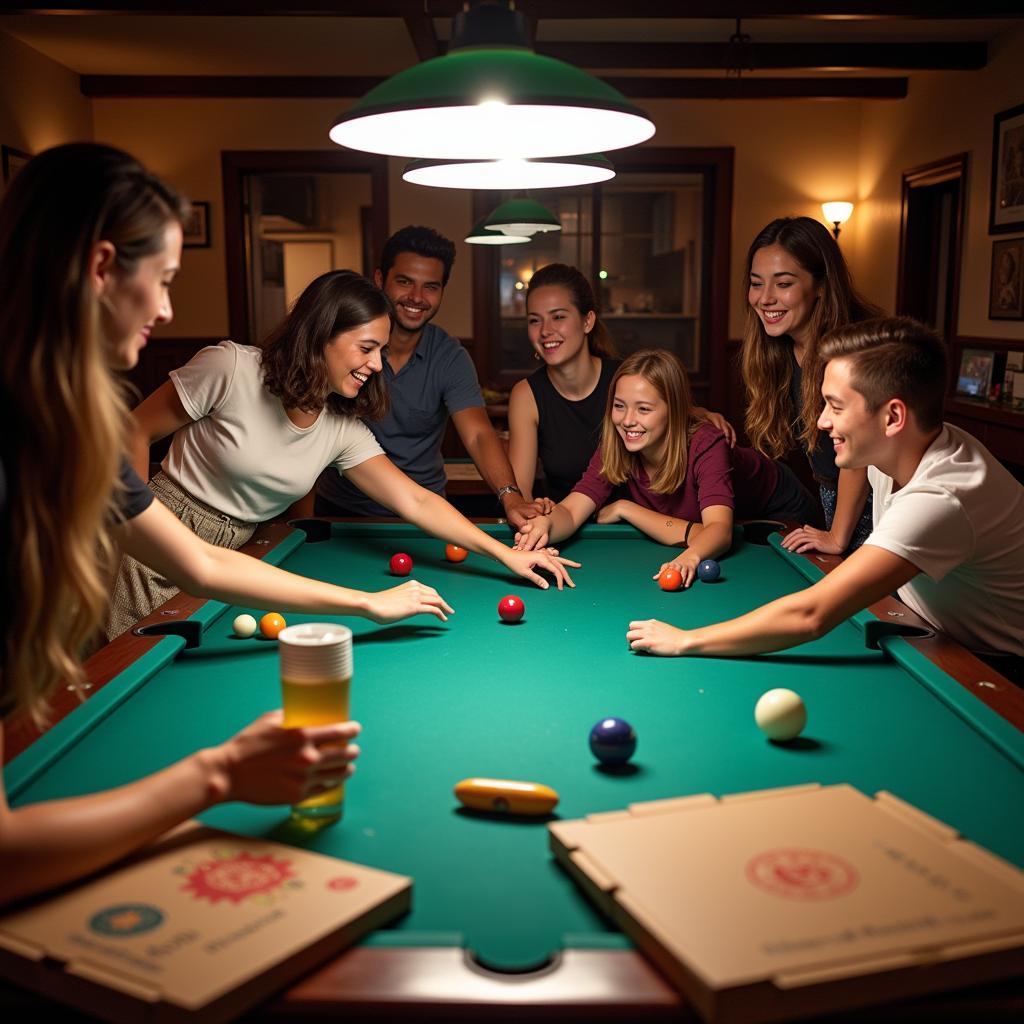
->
820 317 946 431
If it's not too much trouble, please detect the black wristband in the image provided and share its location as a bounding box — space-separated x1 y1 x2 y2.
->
683 521 694 546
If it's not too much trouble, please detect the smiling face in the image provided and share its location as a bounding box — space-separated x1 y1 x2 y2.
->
526 284 595 367
748 243 820 349
818 357 884 470
324 315 389 398
610 374 669 466
376 251 445 336
102 221 182 370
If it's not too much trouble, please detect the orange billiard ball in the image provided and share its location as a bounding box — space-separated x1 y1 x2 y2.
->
445 544 469 563
259 612 287 639
658 568 682 592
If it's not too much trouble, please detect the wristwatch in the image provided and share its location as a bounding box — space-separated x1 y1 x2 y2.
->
495 484 522 502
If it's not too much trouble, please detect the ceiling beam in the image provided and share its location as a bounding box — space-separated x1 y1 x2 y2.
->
403 12 440 61
606 76 908 99
538 41 986 71
4 2 1020 15
79 74 908 101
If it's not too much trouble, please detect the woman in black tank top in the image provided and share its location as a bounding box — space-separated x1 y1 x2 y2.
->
508 265 620 503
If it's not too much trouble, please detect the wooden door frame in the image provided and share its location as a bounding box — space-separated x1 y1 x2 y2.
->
895 151 969 346
221 150 389 346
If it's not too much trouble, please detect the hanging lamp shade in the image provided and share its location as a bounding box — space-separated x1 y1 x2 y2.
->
483 199 562 237
403 153 615 190
465 217 530 245
330 3 655 160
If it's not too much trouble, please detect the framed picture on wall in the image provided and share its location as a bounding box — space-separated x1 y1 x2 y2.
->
990 101 1024 235
2 145 30 185
956 349 995 398
989 237 1024 320
183 201 211 248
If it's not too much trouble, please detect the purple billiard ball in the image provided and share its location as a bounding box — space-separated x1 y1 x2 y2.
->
589 717 637 765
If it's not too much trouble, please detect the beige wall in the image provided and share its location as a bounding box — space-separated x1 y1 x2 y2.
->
4 22 1022 347
0 29 92 196
640 96 864 338
857 22 1024 342
91 97 477 340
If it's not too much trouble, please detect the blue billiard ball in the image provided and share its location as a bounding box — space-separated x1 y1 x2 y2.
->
697 558 720 582
589 717 637 765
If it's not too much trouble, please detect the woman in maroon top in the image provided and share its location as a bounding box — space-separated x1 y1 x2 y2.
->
515 349 814 586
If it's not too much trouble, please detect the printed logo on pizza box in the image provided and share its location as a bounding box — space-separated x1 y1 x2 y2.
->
746 848 859 900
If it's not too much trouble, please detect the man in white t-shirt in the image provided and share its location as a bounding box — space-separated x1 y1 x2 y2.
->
626 317 1024 675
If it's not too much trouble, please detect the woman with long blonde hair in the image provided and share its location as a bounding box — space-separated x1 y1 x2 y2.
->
0 143 377 906
515 349 814 586
742 216 882 554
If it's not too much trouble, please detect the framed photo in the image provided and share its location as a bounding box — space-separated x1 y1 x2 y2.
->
990 102 1024 235
2 145 30 185
989 237 1024 319
182 200 210 248
956 348 995 398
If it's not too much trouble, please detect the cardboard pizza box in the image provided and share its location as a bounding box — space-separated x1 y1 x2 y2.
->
549 783 1024 1024
0 822 411 1023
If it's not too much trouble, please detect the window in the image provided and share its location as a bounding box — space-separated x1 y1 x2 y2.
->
472 148 733 410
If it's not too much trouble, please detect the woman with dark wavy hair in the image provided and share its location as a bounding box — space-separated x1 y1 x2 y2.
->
114 270 576 636
741 216 882 554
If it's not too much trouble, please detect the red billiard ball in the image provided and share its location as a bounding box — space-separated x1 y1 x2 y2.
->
498 594 525 623
389 552 413 576
658 568 682 592
445 544 469 563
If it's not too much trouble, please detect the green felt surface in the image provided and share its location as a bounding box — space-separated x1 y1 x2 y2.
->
10 523 1024 971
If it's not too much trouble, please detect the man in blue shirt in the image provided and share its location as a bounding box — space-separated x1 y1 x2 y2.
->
316 226 538 529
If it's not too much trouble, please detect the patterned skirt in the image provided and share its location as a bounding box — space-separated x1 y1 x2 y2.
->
105 471 257 641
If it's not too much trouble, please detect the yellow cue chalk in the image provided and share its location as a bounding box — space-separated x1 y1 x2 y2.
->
454 778 559 816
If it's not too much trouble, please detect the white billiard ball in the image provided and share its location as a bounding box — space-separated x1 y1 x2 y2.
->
233 613 258 639
754 688 807 741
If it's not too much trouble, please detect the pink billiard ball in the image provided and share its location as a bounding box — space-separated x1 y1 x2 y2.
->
389 552 413 577
498 594 525 624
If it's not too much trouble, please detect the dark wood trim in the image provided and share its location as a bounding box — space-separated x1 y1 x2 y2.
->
2 522 295 766
538 41 987 71
403 12 440 61
81 75 385 98
603 76 909 100
11 3 1018 17
80 74 909 102
895 152 968 357
220 150 389 347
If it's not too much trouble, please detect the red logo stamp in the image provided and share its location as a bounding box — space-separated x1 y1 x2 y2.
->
746 848 858 900
327 876 359 892
181 851 295 905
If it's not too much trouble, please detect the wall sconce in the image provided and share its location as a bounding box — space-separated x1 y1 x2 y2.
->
822 202 854 239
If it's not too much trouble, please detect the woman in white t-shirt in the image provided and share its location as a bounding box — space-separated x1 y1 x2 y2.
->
108 270 575 639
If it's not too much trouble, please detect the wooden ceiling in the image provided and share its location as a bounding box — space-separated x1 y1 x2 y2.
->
1 2 1020 102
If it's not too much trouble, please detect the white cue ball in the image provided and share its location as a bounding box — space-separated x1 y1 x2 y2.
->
754 688 807 741
233 613 258 638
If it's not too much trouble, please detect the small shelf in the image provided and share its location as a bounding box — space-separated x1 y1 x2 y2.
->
946 396 1024 428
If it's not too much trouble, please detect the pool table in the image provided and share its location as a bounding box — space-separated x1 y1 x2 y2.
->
5 520 1024 1022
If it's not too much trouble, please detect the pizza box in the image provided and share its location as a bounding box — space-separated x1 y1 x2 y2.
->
0 821 411 1023
549 783 1024 1024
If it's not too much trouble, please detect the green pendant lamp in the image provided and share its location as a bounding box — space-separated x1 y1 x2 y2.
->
483 199 561 237
465 217 530 245
403 153 615 190
330 2 654 160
